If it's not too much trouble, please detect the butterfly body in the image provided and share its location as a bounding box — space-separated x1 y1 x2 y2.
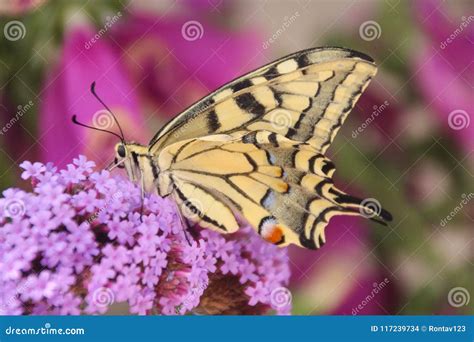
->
108 47 392 250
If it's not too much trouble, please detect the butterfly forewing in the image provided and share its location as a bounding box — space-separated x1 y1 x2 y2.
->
148 47 377 154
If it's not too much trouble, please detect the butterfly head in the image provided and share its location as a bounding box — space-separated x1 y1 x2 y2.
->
114 142 127 169
113 142 151 182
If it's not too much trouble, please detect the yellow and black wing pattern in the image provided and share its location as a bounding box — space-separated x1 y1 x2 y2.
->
157 131 392 250
149 47 377 153
147 46 392 249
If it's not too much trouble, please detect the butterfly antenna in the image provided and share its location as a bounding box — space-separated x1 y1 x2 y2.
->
71 115 124 141
90 81 126 141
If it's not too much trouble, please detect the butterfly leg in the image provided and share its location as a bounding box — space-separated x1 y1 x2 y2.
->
139 170 145 222
171 194 195 246
180 215 194 247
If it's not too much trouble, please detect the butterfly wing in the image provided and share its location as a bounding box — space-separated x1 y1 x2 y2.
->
149 47 377 154
157 131 392 249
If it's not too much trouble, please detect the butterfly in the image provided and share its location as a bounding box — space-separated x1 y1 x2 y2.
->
73 47 392 250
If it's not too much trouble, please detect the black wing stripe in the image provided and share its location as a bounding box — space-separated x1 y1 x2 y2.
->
173 183 228 232
207 109 221 132
235 93 266 116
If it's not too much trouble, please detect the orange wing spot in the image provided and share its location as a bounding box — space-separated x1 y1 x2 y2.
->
275 168 283 178
264 225 284 244
275 180 289 193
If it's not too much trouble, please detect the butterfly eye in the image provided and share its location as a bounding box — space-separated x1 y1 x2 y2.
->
117 144 126 158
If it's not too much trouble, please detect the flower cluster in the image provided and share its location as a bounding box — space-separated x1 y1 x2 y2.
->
0 156 291 315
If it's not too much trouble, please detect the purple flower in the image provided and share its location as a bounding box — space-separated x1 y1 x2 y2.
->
130 290 155 315
25 271 58 302
239 260 258 284
0 156 291 315
221 253 240 275
246 281 269 306
19 161 46 180
73 155 96 174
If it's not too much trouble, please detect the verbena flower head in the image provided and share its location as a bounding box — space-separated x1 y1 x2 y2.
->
0 156 291 315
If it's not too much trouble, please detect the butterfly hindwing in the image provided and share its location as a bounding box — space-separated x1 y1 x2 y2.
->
171 176 239 233
148 47 377 154
156 130 391 249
